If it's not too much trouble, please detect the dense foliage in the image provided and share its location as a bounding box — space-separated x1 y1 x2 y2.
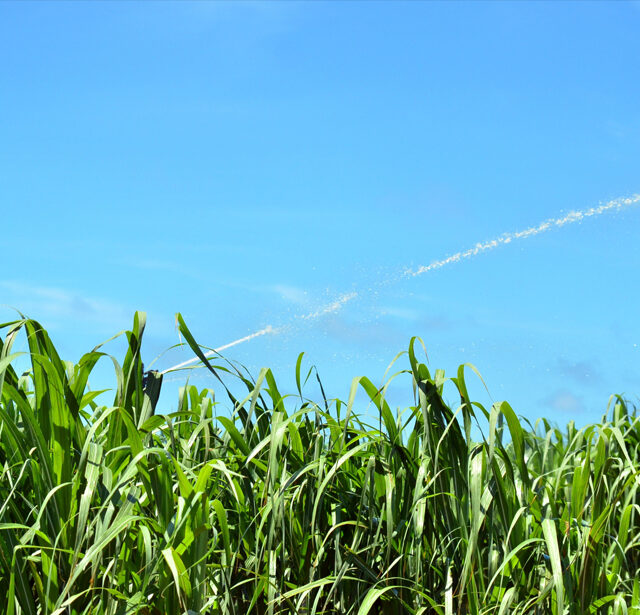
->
0 313 639 614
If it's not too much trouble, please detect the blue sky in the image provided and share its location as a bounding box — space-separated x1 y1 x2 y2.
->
1 1 639 425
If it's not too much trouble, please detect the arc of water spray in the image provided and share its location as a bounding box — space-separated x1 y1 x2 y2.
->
406 194 640 277
162 193 639 374
161 294 358 374
161 325 277 374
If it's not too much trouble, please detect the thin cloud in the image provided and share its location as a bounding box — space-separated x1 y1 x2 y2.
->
380 306 421 321
117 258 201 278
380 306 453 332
541 389 586 414
556 358 602 386
0 281 131 332
211 280 311 303
271 284 309 306
321 312 401 347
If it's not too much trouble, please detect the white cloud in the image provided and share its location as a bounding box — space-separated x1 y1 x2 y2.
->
0 281 132 333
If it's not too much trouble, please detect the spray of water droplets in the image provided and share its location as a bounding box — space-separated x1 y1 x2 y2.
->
162 193 639 374
161 294 358 374
406 194 640 277
162 325 277 373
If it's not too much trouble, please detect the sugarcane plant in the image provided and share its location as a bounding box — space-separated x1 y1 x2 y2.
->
0 312 639 615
